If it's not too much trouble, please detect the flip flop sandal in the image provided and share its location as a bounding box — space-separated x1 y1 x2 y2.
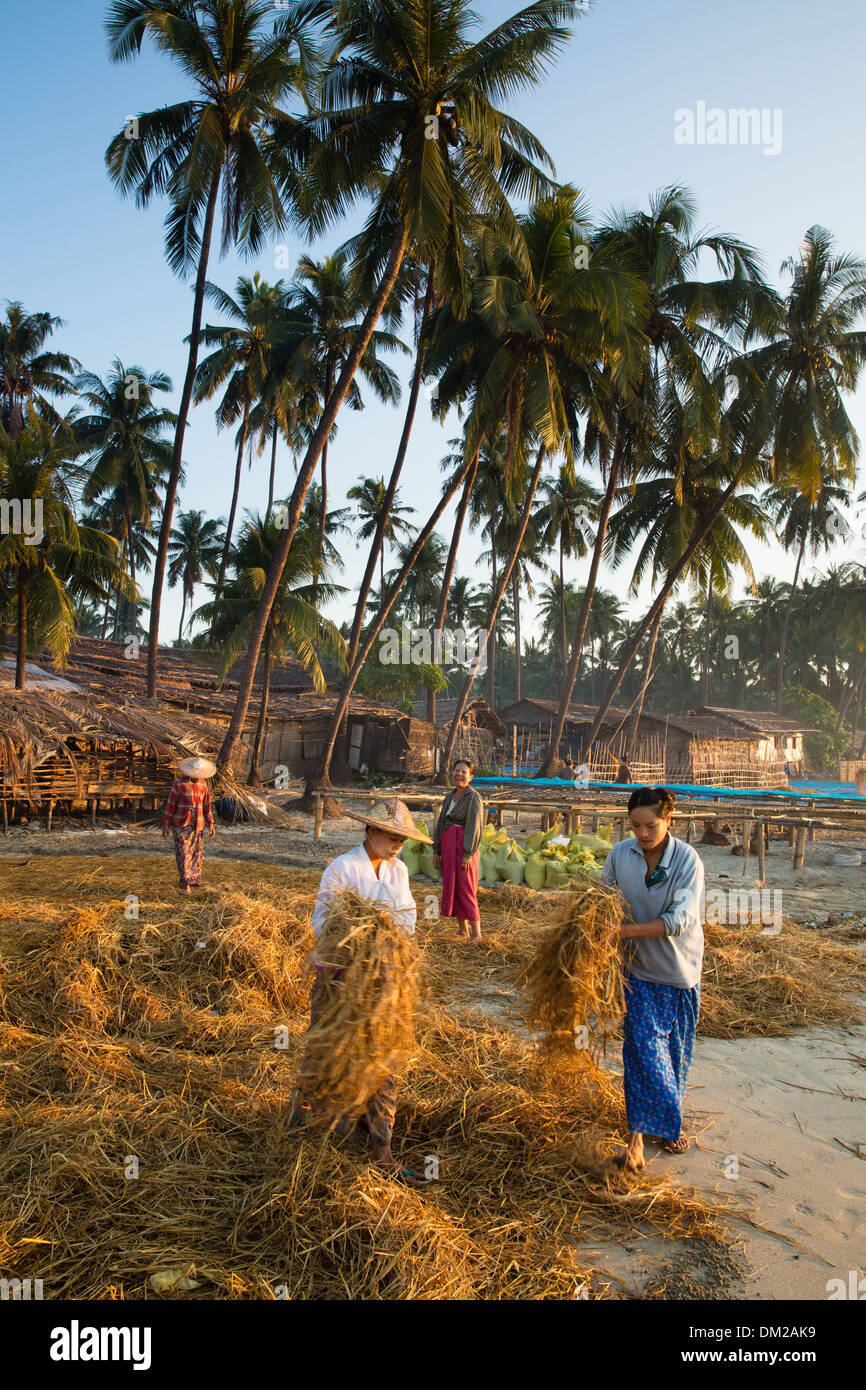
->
659 1136 689 1154
286 1098 310 1130
393 1167 431 1188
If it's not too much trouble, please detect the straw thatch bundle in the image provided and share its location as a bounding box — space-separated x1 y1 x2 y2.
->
299 890 420 1122
521 880 626 1055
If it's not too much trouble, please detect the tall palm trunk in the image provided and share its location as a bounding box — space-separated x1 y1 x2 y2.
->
217 399 251 600
316 451 476 786
776 529 807 711
512 567 522 703
487 512 497 707
440 447 546 780
247 621 274 786
584 465 749 749
628 605 663 757
426 448 479 725
541 430 625 774
178 586 188 645
316 357 334 596
218 219 410 771
146 166 221 697
123 484 137 634
701 566 713 706
112 538 127 642
101 589 112 639
835 646 866 733
15 564 26 689
265 421 278 525
347 269 435 669
559 538 567 694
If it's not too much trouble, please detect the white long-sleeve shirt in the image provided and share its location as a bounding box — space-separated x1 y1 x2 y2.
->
311 843 417 946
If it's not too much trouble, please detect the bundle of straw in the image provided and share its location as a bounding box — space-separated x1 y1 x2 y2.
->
300 890 420 1121
522 880 625 1054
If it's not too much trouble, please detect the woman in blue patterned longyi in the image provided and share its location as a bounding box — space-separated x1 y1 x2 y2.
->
601 786 704 1172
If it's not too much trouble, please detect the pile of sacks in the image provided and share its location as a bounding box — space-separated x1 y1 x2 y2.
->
399 819 616 889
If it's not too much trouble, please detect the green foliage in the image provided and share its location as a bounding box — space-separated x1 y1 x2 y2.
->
783 684 852 772
356 659 447 709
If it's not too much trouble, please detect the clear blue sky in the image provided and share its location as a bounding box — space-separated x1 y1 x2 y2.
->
3 0 865 642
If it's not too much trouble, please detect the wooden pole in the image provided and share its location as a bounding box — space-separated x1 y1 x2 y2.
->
793 825 807 870
512 724 517 776
742 816 753 877
314 792 323 842
756 818 766 882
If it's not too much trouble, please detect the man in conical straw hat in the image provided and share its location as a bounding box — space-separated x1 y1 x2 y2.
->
161 756 217 894
291 798 432 1185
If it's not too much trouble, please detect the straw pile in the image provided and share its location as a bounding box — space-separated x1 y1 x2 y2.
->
0 854 733 1300
299 891 420 1122
521 880 626 1055
699 919 866 1038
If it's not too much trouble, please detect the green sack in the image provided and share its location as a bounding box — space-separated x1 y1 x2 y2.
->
495 838 516 870
419 846 441 881
401 844 422 877
481 850 502 883
414 818 429 838
570 832 615 857
545 859 570 889
524 853 547 891
524 831 545 853
500 856 525 885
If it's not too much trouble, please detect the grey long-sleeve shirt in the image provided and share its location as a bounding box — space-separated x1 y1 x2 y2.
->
600 834 704 990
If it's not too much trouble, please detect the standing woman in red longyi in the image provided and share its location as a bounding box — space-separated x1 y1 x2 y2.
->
433 759 484 941
161 756 216 893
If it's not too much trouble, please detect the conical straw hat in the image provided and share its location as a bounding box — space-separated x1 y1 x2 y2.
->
178 756 217 779
345 798 433 845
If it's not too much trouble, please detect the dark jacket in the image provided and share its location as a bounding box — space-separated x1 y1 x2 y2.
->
433 786 484 858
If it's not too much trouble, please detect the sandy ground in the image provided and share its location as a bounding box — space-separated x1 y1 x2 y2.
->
2 804 865 1300
574 1026 866 1299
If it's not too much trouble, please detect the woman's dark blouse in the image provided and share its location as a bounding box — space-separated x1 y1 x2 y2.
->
433 786 484 858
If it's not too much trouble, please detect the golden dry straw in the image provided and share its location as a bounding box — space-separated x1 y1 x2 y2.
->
300 890 420 1121
521 880 626 1054
0 855 732 1301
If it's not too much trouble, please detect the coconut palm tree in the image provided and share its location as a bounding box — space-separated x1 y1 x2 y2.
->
535 469 599 693
544 186 773 768
289 250 406 574
0 414 130 684
436 182 638 774
763 479 853 710
585 224 866 747
386 533 448 630
75 360 176 632
0 302 79 436
167 509 224 643
219 0 583 770
445 575 485 631
194 511 346 783
347 476 416 599
193 275 290 597
105 0 319 691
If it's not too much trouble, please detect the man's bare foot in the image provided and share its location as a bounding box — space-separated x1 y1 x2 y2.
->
175 884 191 895
469 923 482 942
